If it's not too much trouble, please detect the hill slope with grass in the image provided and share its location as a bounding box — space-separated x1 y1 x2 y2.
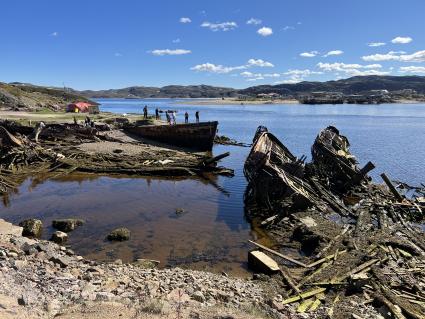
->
0 82 95 111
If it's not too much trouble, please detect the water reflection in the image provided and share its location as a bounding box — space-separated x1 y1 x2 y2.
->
0 172 252 276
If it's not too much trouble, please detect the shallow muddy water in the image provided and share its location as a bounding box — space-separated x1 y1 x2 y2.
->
1 100 424 276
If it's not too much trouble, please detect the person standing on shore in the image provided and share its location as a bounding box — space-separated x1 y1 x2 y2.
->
171 111 176 125
166 112 171 124
195 111 199 123
155 108 159 120
184 112 189 124
143 105 148 119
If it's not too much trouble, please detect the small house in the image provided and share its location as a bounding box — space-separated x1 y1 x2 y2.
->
66 102 99 114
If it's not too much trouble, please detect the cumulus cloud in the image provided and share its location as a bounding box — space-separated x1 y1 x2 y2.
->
246 18 262 25
50 32 59 37
257 27 273 37
241 71 280 78
179 17 191 23
317 62 388 76
278 69 323 84
300 51 319 58
362 50 425 62
283 26 295 31
323 50 344 57
284 69 323 76
247 58 274 67
151 49 191 56
399 66 425 74
114 52 122 57
190 58 274 75
368 42 386 47
172 38 181 43
190 63 246 74
391 36 412 44
201 21 238 32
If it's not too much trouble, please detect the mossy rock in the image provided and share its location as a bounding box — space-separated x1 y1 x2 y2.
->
107 227 131 241
19 219 43 238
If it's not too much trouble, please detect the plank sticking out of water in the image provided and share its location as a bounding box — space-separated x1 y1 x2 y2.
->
248 250 280 274
249 240 308 267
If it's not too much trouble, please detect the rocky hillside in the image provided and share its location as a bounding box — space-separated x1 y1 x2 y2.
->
0 82 95 111
78 84 237 99
77 76 425 99
239 75 425 96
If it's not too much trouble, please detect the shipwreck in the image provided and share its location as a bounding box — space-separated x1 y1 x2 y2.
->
244 125 424 318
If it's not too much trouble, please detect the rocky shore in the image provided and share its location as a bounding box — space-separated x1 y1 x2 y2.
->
0 219 286 319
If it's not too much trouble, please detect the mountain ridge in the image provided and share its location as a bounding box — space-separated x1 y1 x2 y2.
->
75 75 425 98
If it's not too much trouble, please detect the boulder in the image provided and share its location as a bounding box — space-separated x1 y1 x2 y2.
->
134 258 160 269
18 219 42 238
50 231 68 244
107 227 131 241
52 219 84 232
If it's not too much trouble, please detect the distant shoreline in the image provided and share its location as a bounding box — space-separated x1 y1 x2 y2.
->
174 98 300 105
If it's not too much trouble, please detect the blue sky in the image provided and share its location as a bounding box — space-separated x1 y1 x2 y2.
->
1 0 424 90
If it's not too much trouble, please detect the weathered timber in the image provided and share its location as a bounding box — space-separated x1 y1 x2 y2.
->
124 121 218 151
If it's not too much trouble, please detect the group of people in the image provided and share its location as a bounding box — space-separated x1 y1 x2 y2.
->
143 105 200 125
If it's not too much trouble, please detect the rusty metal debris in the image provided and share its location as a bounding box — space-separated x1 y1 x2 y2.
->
244 125 424 318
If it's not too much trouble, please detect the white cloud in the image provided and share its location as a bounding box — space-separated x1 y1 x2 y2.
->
284 69 323 77
317 62 388 76
50 32 59 37
114 53 122 57
283 26 295 31
190 63 246 74
180 17 192 24
391 36 412 44
201 21 238 32
151 49 191 56
172 38 181 43
279 69 322 84
241 71 280 79
323 50 344 57
300 51 319 58
247 18 262 25
368 42 386 47
257 27 273 37
362 50 425 62
247 58 274 67
399 66 425 74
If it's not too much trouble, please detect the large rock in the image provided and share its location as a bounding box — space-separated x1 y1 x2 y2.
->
52 219 84 232
107 227 131 241
50 231 68 244
19 219 43 238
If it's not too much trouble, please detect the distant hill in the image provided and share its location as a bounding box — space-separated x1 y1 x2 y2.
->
0 82 94 111
78 85 238 99
76 76 425 99
2 76 425 111
239 76 425 96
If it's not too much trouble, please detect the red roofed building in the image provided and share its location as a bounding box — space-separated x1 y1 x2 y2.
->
66 102 99 114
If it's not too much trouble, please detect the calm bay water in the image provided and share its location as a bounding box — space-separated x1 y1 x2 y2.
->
1 99 424 276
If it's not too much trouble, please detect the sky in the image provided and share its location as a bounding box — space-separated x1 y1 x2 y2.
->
1 0 424 90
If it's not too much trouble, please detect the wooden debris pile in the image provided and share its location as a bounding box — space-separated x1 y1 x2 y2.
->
244 125 424 318
0 119 234 196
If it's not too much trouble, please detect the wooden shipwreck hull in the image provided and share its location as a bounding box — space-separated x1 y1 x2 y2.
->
243 126 363 219
124 121 218 151
244 128 320 216
311 126 375 190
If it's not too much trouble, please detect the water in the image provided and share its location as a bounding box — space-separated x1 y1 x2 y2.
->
1 99 424 276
